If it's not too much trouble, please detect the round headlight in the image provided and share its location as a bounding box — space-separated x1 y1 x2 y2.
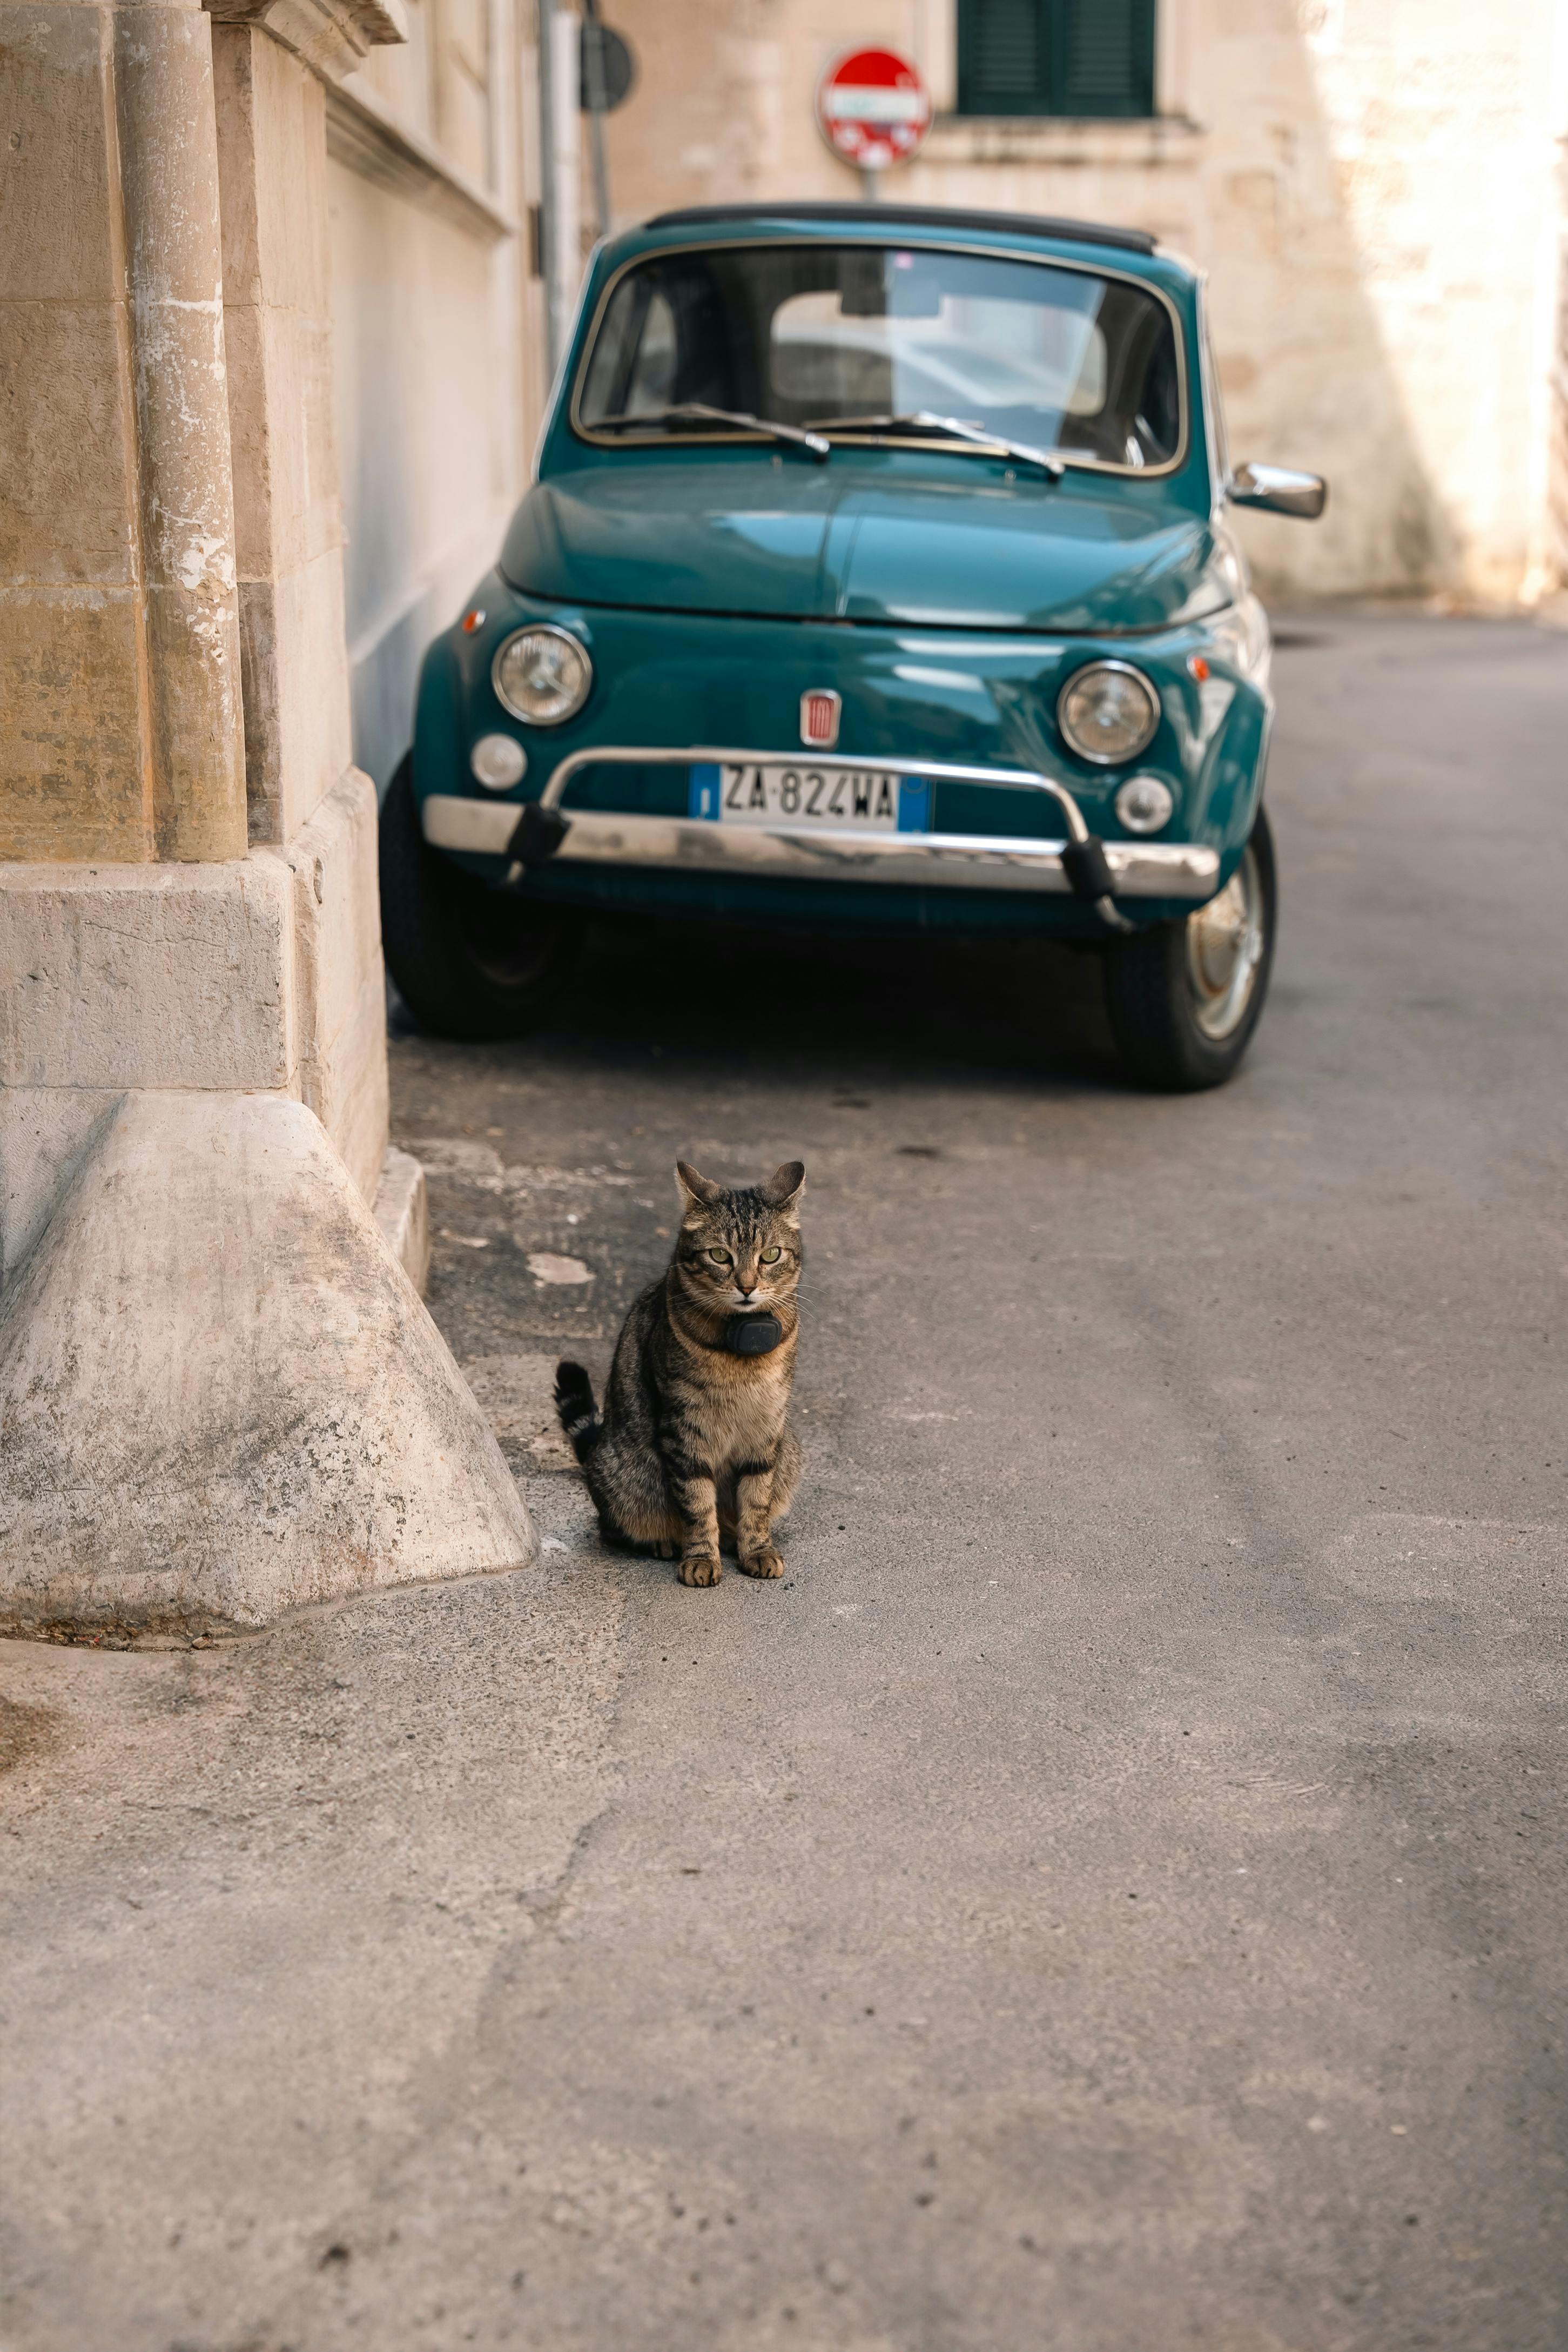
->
1058 661 1160 765
470 733 528 790
1114 775 1174 835
492 625 593 725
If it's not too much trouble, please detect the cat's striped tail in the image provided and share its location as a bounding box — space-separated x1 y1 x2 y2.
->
554 1360 602 1461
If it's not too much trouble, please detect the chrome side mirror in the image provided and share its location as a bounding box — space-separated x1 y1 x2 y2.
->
1228 462 1328 521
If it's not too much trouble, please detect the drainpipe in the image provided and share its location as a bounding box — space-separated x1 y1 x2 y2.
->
536 0 581 378
537 0 558 377
581 0 611 238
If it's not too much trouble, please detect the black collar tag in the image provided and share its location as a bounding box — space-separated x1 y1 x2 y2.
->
724 1311 783 1357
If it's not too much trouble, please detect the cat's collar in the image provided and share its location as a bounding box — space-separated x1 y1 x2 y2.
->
718 1310 784 1358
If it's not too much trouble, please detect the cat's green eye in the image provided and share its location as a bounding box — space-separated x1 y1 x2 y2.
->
708 1247 731 1265
759 1246 782 1264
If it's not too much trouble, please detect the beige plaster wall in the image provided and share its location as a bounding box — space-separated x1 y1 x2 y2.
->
327 0 540 791
587 0 1567 604
329 171 528 787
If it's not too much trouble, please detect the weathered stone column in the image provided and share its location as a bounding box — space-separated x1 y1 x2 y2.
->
2 0 245 862
0 0 535 1637
116 1 252 860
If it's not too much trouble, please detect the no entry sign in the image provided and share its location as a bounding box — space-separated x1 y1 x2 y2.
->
816 46 932 172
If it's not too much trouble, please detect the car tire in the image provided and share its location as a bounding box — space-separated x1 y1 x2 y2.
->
378 754 582 1041
1102 803 1277 1092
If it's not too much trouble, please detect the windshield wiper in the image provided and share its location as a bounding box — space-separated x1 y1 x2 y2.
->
808 410 1064 479
592 403 830 460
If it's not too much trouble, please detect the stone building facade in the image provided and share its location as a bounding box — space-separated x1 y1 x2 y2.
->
587 0 1568 608
0 0 537 1632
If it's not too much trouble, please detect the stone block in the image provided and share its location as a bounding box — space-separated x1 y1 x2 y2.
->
223 307 342 583
264 306 345 569
310 951 391 1201
213 22 331 315
279 767 384 1029
247 26 332 315
0 301 134 587
0 1091 534 1637
2 768 389 1209
0 7 117 303
0 588 151 862
239 550 354 842
256 767 385 1195
0 855 293 1092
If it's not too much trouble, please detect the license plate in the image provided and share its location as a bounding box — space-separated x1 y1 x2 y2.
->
689 762 930 833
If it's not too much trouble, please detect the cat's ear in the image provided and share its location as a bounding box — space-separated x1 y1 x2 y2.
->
675 1160 723 1214
761 1160 805 1214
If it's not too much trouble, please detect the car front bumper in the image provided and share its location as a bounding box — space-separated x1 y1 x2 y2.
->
420 747 1221 908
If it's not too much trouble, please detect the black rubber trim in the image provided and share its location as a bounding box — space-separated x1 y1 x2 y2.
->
1060 837 1119 904
642 201 1156 256
505 801 571 870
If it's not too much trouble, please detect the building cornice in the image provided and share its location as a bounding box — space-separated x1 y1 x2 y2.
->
204 0 408 89
324 77 518 241
924 113 1204 169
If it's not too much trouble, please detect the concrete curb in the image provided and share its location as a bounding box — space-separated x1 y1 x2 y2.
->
374 1143 430 1293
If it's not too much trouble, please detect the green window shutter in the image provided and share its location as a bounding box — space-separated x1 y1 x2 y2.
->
1056 0 1156 118
958 0 1051 116
957 0 1155 119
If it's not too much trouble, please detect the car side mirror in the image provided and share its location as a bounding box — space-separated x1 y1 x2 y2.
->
1228 461 1328 521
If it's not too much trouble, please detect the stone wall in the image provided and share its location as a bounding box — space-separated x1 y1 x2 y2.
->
586 0 1568 606
0 0 536 1631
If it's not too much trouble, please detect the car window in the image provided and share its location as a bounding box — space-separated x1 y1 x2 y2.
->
771 290 1107 419
581 285 677 418
575 242 1182 473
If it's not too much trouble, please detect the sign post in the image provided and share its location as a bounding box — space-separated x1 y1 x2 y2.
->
815 46 932 200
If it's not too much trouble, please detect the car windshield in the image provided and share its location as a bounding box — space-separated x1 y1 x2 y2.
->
575 241 1183 473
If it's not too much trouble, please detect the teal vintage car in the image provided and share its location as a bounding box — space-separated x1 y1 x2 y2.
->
379 200 1324 1088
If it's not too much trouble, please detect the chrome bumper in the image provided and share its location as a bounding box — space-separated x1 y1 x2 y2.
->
420 747 1221 906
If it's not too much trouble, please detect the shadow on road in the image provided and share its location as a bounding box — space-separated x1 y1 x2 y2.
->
393 910 1125 1096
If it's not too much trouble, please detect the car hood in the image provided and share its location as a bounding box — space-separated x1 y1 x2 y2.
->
501 459 1219 636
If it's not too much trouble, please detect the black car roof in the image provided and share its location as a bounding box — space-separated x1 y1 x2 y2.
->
643 200 1158 257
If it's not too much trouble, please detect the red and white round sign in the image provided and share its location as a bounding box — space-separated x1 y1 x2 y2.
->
815 46 932 172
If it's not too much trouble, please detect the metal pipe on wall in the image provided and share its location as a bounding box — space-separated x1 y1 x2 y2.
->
537 0 558 376
581 0 611 238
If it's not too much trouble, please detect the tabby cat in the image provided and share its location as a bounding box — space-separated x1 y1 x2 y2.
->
554 1159 805 1586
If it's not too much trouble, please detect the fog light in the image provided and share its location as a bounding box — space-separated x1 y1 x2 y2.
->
471 734 528 790
1058 660 1160 765
1114 775 1174 835
493 624 593 724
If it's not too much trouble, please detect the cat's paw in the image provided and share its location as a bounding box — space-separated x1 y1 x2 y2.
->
678 1551 723 1587
738 1546 785 1580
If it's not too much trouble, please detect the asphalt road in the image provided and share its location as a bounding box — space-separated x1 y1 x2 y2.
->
3 613 1565 2351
